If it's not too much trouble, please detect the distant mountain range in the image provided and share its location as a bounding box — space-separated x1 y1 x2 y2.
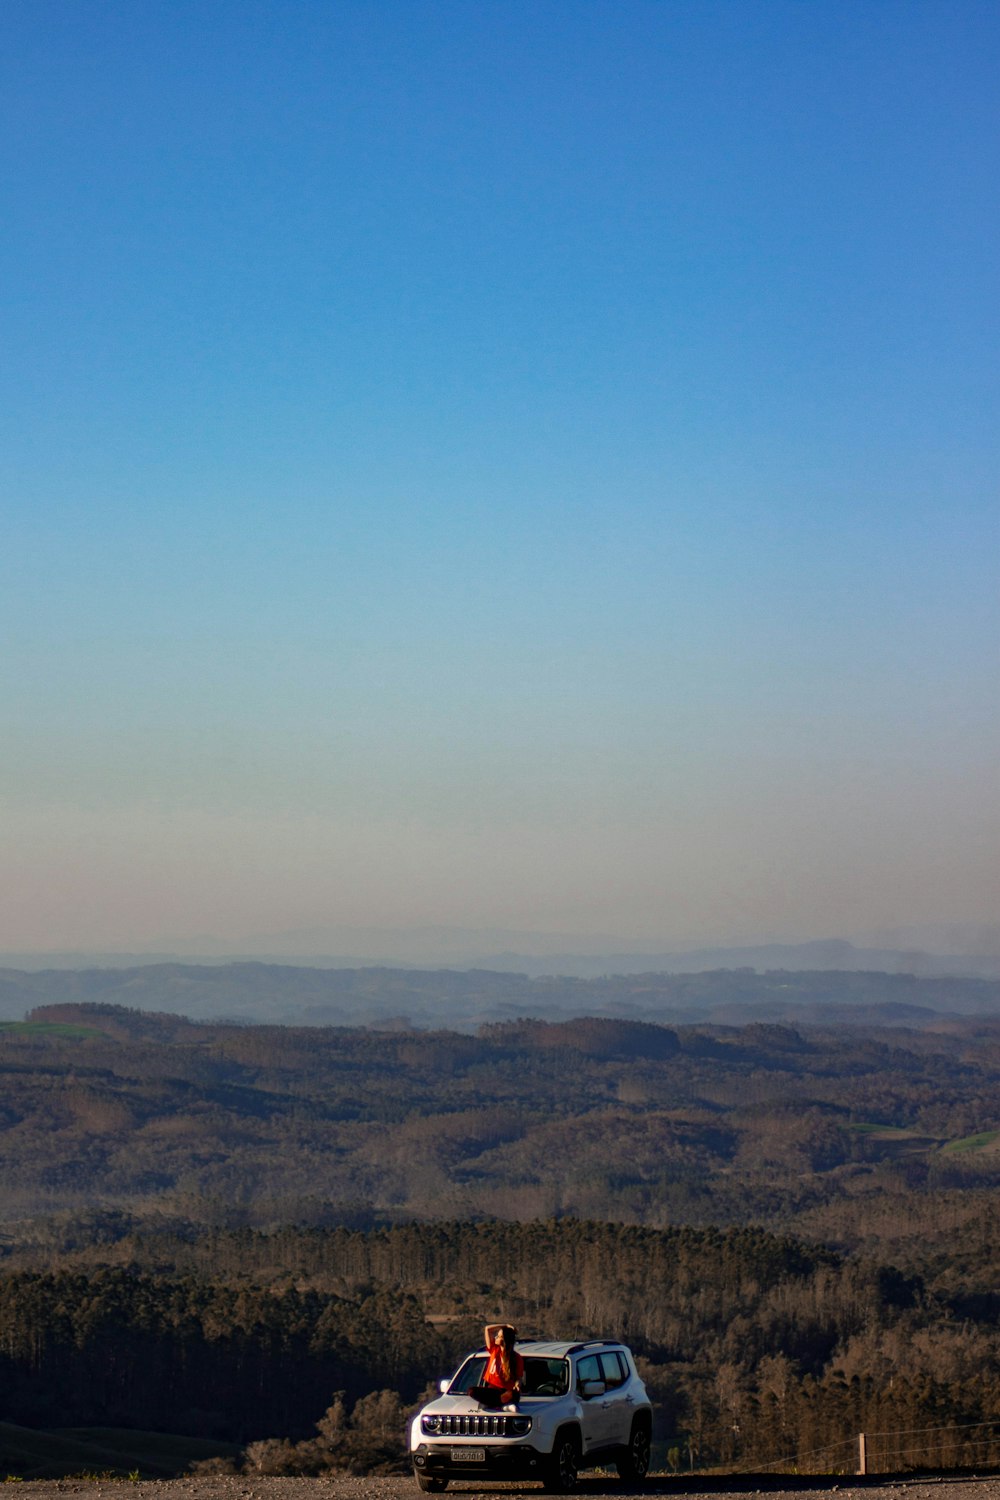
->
473 938 1000 980
3 935 999 979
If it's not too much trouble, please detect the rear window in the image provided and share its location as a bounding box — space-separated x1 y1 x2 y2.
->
599 1351 627 1388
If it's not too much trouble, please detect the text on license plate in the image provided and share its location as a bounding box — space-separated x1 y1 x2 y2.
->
450 1447 485 1463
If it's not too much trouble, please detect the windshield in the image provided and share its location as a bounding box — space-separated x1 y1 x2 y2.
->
448 1353 570 1397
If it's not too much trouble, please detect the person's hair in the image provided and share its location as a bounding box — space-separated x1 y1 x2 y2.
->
490 1325 517 1382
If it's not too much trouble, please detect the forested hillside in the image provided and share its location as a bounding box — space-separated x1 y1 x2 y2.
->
4 1217 1000 1475
5 1006 1000 1477
2 1005 1000 1251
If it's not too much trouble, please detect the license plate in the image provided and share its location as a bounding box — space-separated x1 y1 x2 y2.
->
450 1447 486 1463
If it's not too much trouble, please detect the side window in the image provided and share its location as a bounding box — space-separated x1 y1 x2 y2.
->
599 1351 626 1388
576 1354 602 1388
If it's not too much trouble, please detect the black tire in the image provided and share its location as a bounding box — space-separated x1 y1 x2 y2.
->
543 1430 580 1493
616 1418 651 1482
415 1475 448 1492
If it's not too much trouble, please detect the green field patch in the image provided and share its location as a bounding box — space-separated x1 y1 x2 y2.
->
0 1021 105 1040
0 1422 238 1479
941 1129 1000 1155
0 1423 134 1479
847 1122 942 1155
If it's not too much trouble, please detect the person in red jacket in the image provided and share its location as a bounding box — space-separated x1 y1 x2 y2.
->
468 1323 524 1408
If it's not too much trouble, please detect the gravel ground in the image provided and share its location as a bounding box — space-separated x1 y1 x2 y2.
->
7 1475 1000 1500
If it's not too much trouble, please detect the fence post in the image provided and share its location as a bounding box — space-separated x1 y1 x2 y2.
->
858 1433 867 1476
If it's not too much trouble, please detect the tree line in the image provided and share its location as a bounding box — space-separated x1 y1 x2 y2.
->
3 1217 1000 1473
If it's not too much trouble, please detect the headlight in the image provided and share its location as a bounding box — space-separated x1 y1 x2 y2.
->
509 1416 532 1436
421 1416 442 1435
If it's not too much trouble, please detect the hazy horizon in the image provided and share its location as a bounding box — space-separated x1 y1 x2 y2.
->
3 1 997 955
3 918 1000 971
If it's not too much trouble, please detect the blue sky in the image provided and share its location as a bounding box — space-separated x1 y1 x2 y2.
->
2 0 997 954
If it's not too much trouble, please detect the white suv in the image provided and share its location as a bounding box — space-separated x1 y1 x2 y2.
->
409 1339 652 1492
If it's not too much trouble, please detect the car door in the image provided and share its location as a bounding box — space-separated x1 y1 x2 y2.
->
598 1350 634 1446
574 1354 614 1451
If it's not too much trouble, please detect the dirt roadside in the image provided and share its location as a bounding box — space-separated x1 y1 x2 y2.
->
7 1475 1000 1500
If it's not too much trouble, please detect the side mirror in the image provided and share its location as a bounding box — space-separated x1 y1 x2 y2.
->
580 1379 606 1398
439 1378 451 1393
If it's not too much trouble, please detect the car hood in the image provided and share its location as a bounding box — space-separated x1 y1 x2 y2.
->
422 1393 552 1416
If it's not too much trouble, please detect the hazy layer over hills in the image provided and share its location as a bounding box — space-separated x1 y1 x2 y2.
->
0 961 998 1028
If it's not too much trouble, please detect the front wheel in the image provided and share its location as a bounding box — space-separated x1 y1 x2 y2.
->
543 1431 580 1492
416 1474 448 1492
616 1418 651 1481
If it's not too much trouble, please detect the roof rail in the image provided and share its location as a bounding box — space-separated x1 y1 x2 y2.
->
566 1340 617 1355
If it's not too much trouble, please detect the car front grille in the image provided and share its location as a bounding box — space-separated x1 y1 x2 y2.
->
427 1413 518 1437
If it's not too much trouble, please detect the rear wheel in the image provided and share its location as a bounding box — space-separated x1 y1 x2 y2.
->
616 1419 651 1482
543 1430 580 1492
415 1475 448 1492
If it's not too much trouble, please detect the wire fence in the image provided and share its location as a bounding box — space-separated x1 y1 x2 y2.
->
710 1418 1000 1477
